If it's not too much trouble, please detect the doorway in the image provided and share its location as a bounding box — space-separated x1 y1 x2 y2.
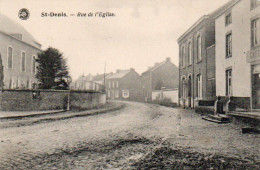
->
188 75 192 108
253 72 260 109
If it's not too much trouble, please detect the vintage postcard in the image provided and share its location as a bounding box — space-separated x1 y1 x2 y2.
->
0 0 259 169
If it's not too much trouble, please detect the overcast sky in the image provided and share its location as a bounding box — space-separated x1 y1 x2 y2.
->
0 0 230 80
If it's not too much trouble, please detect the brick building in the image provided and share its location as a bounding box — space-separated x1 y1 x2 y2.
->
141 58 178 102
177 1 234 108
0 13 42 89
106 68 142 101
215 0 260 110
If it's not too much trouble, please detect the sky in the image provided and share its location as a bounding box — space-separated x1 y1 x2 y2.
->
0 0 230 80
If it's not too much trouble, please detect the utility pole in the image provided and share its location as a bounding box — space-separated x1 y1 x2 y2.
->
103 61 106 91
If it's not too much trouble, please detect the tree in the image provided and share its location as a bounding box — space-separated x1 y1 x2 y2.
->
36 47 69 89
155 80 163 90
0 53 4 89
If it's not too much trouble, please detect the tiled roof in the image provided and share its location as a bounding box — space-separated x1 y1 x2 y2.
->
141 61 166 75
107 70 130 79
92 74 105 81
0 13 41 49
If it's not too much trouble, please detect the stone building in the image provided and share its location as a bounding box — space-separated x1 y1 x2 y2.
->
215 0 260 110
0 13 42 89
177 1 235 108
141 58 178 102
106 68 142 101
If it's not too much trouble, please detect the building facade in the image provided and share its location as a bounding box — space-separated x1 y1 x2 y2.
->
0 14 41 89
141 58 178 102
106 68 142 101
215 0 260 110
178 1 234 108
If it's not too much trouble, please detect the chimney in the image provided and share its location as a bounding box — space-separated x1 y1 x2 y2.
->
116 69 121 73
166 57 171 62
130 68 135 71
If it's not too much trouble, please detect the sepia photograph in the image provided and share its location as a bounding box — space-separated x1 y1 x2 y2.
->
0 0 259 169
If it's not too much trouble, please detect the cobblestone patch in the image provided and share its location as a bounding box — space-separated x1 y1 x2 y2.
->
133 146 259 170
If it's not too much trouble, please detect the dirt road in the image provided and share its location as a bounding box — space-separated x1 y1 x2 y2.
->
0 101 259 169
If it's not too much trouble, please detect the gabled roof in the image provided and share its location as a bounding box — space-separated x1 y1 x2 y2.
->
92 74 105 81
177 0 239 42
107 70 130 79
142 61 165 75
177 15 209 42
0 13 41 49
142 58 173 75
214 0 241 19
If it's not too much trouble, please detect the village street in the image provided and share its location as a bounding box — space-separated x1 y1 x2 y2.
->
0 101 259 169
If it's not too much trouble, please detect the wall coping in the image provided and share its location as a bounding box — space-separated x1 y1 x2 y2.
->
152 88 178 92
0 89 105 94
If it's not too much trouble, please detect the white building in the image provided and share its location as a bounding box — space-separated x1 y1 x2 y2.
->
215 0 260 110
0 13 41 89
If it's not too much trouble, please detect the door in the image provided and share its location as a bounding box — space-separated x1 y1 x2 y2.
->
188 76 192 107
253 73 260 109
111 90 115 99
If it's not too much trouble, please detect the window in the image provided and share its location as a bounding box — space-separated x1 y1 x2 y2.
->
107 90 111 98
226 33 232 58
225 13 232 26
21 52 26 72
181 45 185 67
197 74 202 99
226 69 232 96
108 82 111 88
7 47 13 68
181 77 186 98
32 56 36 74
116 81 119 88
188 42 192 65
9 78 12 89
112 81 114 88
122 90 129 98
252 18 260 47
251 0 260 9
115 90 119 98
197 35 202 62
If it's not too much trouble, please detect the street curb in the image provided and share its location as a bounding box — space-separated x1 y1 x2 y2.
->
0 110 66 120
0 103 125 121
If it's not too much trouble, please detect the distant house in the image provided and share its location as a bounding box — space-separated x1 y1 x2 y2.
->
106 68 142 101
92 73 113 85
0 13 42 89
71 74 93 90
71 73 111 92
141 58 178 102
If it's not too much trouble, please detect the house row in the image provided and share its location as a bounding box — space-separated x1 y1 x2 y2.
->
73 58 179 102
178 0 260 110
0 13 41 90
106 58 178 102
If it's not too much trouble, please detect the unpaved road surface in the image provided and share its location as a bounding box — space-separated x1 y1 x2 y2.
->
0 101 259 169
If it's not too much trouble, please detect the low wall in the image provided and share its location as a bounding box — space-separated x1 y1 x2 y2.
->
0 89 106 111
70 91 106 110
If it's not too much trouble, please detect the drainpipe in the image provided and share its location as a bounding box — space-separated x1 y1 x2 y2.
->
192 37 195 108
205 46 208 100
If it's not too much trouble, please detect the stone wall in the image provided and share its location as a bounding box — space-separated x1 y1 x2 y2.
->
70 91 106 110
0 89 106 111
